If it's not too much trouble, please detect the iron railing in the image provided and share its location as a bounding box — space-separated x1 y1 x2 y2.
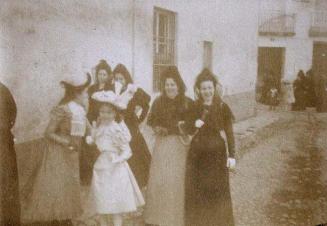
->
309 10 327 36
259 10 296 36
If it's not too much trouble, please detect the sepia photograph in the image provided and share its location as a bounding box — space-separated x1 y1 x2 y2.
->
1 0 327 225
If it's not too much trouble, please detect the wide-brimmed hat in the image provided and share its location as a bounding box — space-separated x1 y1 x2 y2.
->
60 72 91 91
91 81 137 110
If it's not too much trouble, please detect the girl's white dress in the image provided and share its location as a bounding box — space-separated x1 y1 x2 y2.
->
88 121 145 214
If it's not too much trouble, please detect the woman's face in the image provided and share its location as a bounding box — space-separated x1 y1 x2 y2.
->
74 89 89 108
115 73 127 87
199 80 215 102
164 78 178 99
99 104 116 122
97 69 110 84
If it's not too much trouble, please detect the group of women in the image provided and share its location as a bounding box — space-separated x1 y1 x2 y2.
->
19 59 236 226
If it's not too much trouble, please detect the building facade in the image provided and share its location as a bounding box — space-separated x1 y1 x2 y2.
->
257 0 327 100
0 0 260 144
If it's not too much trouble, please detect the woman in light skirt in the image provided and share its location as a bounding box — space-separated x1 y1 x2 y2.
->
144 66 193 226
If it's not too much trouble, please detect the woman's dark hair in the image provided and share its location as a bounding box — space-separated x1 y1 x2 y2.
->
95 60 113 84
194 68 221 102
59 73 91 105
297 70 305 80
113 64 133 85
160 66 186 96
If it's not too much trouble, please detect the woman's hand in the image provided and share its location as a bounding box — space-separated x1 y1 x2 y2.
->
85 136 94 145
195 119 205 128
227 157 236 170
154 126 168 136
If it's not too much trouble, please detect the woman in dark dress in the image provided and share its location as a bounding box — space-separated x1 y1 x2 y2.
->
293 70 307 111
144 66 193 226
0 82 20 226
185 69 236 226
113 64 151 188
80 60 114 185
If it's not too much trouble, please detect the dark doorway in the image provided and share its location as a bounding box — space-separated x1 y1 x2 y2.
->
256 47 285 104
312 42 327 112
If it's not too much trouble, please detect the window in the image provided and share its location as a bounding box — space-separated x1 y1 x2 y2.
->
153 7 176 92
203 41 213 70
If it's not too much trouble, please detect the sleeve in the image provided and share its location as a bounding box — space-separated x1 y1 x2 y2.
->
134 88 151 123
45 105 70 145
222 103 236 158
147 97 161 128
112 122 132 146
112 122 133 163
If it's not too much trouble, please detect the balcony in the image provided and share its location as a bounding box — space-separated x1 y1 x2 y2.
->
309 10 327 37
259 10 296 37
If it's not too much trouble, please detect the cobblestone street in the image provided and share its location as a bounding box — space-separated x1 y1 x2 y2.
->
231 111 327 226
74 111 327 226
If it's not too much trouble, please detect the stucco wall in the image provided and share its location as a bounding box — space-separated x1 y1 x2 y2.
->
1 0 258 143
258 0 327 81
0 0 134 142
133 0 259 97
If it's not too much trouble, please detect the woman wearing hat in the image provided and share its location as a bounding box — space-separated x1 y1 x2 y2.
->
144 66 193 226
81 60 114 185
184 69 236 226
22 73 91 226
113 63 151 189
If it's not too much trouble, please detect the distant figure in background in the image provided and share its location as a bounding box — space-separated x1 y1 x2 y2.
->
262 70 278 106
292 70 307 111
315 73 327 112
0 82 21 226
113 64 152 188
267 85 279 111
281 79 295 111
81 60 114 185
305 69 317 108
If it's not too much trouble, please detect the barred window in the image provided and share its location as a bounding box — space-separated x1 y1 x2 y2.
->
203 41 213 70
153 7 176 92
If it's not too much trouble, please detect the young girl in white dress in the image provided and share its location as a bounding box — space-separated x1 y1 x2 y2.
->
85 84 145 226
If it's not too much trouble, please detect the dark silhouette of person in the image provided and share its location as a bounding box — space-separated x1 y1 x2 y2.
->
292 70 307 111
0 81 21 226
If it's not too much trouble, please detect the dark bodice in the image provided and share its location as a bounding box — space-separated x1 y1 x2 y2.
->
147 95 194 135
187 100 236 157
123 88 151 134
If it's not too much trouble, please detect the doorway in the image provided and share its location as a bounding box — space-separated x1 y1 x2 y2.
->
256 47 285 104
312 42 327 112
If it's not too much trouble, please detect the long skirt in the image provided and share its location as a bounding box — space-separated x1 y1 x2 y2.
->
21 138 82 224
80 141 99 186
0 131 21 226
127 130 151 188
185 134 234 226
87 153 145 215
144 135 189 226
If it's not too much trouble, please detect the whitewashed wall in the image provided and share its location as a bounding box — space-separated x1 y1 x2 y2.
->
0 0 259 143
133 0 259 97
0 0 134 142
258 0 327 81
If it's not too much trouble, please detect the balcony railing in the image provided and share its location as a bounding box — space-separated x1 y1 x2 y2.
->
259 10 296 36
309 10 327 37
